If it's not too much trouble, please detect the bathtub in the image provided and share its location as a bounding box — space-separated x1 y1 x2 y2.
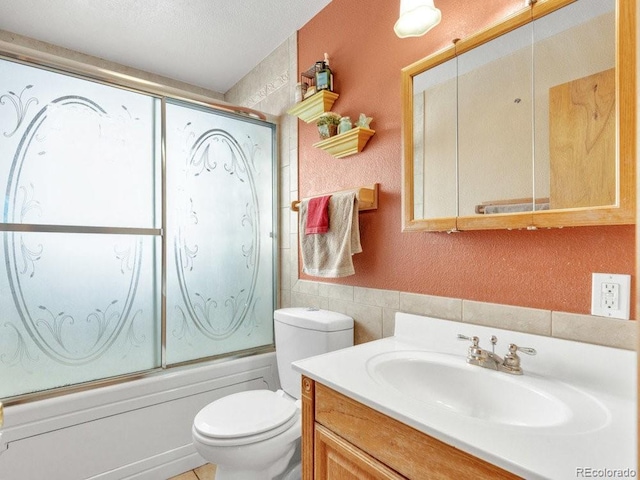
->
0 351 278 480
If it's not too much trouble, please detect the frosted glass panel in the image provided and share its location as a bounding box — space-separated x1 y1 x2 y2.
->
0 59 160 228
165 101 275 364
0 232 161 398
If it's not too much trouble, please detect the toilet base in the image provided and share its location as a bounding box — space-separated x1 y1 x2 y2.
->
274 441 301 480
214 444 295 480
279 463 302 480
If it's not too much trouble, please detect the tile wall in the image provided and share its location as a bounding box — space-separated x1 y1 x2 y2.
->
289 281 637 350
226 34 637 352
225 34 299 315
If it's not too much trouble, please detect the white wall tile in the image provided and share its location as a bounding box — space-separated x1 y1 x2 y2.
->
279 165 290 209
280 289 291 308
289 151 299 192
463 301 552 336
326 299 384 344
289 233 299 285
293 279 319 295
355 287 400 309
279 207 290 249
552 311 637 350
279 123 290 167
382 308 398 338
279 249 291 291
290 197 299 235
399 293 463 321
317 283 355 301
291 291 329 310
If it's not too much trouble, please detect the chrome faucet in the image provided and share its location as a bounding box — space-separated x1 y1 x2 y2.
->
457 334 536 375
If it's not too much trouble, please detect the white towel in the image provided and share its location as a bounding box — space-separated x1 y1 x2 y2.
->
300 191 362 277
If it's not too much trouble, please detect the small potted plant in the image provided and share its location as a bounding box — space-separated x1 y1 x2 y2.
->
316 112 341 140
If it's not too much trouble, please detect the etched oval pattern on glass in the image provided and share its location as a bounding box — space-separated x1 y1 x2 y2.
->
172 125 259 341
3 96 146 366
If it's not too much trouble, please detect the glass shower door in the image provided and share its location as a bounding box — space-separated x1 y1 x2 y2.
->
0 57 277 400
165 101 276 365
0 59 162 398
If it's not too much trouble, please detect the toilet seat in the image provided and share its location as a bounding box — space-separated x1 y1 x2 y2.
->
193 390 299 447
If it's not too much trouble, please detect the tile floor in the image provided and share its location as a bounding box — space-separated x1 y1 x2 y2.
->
168 463 216 480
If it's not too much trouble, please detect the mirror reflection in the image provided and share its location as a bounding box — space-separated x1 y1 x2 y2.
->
412 58 457 219
533 0 616 210
457 23 533 217
409 0 617 227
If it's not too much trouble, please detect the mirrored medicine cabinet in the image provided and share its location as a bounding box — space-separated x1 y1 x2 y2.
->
401 0 636 232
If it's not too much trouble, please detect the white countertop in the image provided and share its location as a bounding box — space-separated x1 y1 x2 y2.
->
293 313 637 480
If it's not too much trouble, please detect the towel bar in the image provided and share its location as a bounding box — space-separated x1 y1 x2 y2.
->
291 183 378 212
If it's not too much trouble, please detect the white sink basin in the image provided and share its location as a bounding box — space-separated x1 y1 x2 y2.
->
366 350 610 433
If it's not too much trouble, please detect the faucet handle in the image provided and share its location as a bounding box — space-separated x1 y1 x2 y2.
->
458 334 485 360
509 343 536 356
457 334 479 346
501 343 536 375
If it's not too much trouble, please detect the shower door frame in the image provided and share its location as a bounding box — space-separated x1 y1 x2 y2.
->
0 45 279 406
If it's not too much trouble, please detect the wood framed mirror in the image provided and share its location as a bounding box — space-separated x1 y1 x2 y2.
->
401 0 635 232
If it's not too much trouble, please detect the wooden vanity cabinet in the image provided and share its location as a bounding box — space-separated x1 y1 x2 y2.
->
315 424 404 479
301 377 520 480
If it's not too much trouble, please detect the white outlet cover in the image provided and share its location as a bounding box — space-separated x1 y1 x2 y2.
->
591 273 631 320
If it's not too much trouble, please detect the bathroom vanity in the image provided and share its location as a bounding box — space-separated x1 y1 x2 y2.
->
301 378 515 479
293 313 637 479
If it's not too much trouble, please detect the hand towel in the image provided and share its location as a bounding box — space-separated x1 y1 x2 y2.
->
300 191 362 278
305 195 332 234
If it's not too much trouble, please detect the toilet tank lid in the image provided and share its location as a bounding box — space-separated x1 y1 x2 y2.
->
274 307 353 331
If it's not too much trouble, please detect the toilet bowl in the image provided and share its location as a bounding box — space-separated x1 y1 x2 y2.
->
192 389 301 480
191 308 354 480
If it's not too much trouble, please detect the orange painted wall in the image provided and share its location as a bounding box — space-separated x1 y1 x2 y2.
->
296 0 635 316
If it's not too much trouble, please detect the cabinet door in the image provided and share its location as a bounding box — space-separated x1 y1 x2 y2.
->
315 424 405 480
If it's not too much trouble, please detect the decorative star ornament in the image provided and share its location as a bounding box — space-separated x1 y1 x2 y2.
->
356 113 373 129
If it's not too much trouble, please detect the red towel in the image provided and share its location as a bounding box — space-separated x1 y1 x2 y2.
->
305 195 332 234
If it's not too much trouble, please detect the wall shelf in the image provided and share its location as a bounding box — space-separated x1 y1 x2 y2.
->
312 127 375 158
287 90 339 123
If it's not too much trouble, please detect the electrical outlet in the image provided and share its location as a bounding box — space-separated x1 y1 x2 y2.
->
601 283 620 309
591 273 631 320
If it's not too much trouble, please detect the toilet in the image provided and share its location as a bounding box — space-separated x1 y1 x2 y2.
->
192 307 354 480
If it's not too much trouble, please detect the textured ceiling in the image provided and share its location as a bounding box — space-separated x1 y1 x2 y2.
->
0 0 332 93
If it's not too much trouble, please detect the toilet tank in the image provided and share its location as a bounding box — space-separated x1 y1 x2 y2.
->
274 307 353 399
